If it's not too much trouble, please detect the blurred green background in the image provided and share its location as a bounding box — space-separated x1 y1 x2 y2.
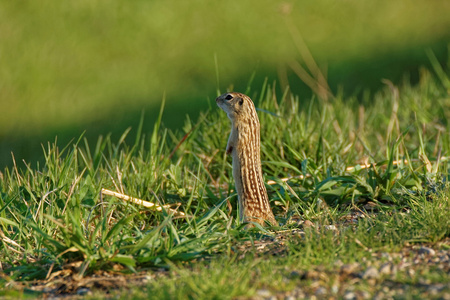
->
1 0 449 168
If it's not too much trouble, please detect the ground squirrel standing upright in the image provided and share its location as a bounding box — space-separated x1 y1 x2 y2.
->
216 92 277 226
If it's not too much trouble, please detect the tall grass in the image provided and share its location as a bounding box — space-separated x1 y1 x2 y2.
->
0 66 449 291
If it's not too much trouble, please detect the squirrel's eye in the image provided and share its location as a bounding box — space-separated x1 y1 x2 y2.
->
225 94 233 100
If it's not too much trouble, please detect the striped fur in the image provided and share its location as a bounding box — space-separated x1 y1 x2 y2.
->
216 92 276 226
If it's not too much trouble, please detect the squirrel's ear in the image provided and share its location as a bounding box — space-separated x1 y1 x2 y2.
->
239 98 244 105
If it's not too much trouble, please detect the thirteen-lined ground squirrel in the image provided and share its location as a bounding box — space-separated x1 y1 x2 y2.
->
216 92 277 226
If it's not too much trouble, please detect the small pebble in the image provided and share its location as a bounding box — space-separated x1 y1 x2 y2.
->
315 287 327 295
340 263 359 275
331 284 339 294
343 291 357 300
256 289 272 298
76 287 91 296
373 292 385 300
379 262 392 275
361 291 371 299
324 225 337 231
427 284 444 295
363 266 380 279
407 268 416 277
418 246 436 256
381 252 391 260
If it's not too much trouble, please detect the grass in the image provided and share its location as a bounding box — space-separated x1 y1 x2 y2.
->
1 65 450 298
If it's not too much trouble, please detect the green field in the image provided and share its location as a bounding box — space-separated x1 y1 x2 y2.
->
1 1 450 299
1 65 450 298
1 0 450 167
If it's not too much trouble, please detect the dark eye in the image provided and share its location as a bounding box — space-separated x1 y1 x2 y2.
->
225 94 233 100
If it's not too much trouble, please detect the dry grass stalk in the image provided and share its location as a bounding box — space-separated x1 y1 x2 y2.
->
101 188 185 216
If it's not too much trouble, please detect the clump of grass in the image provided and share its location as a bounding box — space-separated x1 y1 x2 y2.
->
140 187 450 299
0 66 449 298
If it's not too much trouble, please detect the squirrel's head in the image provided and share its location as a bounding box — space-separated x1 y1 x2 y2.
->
216 92 257 123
